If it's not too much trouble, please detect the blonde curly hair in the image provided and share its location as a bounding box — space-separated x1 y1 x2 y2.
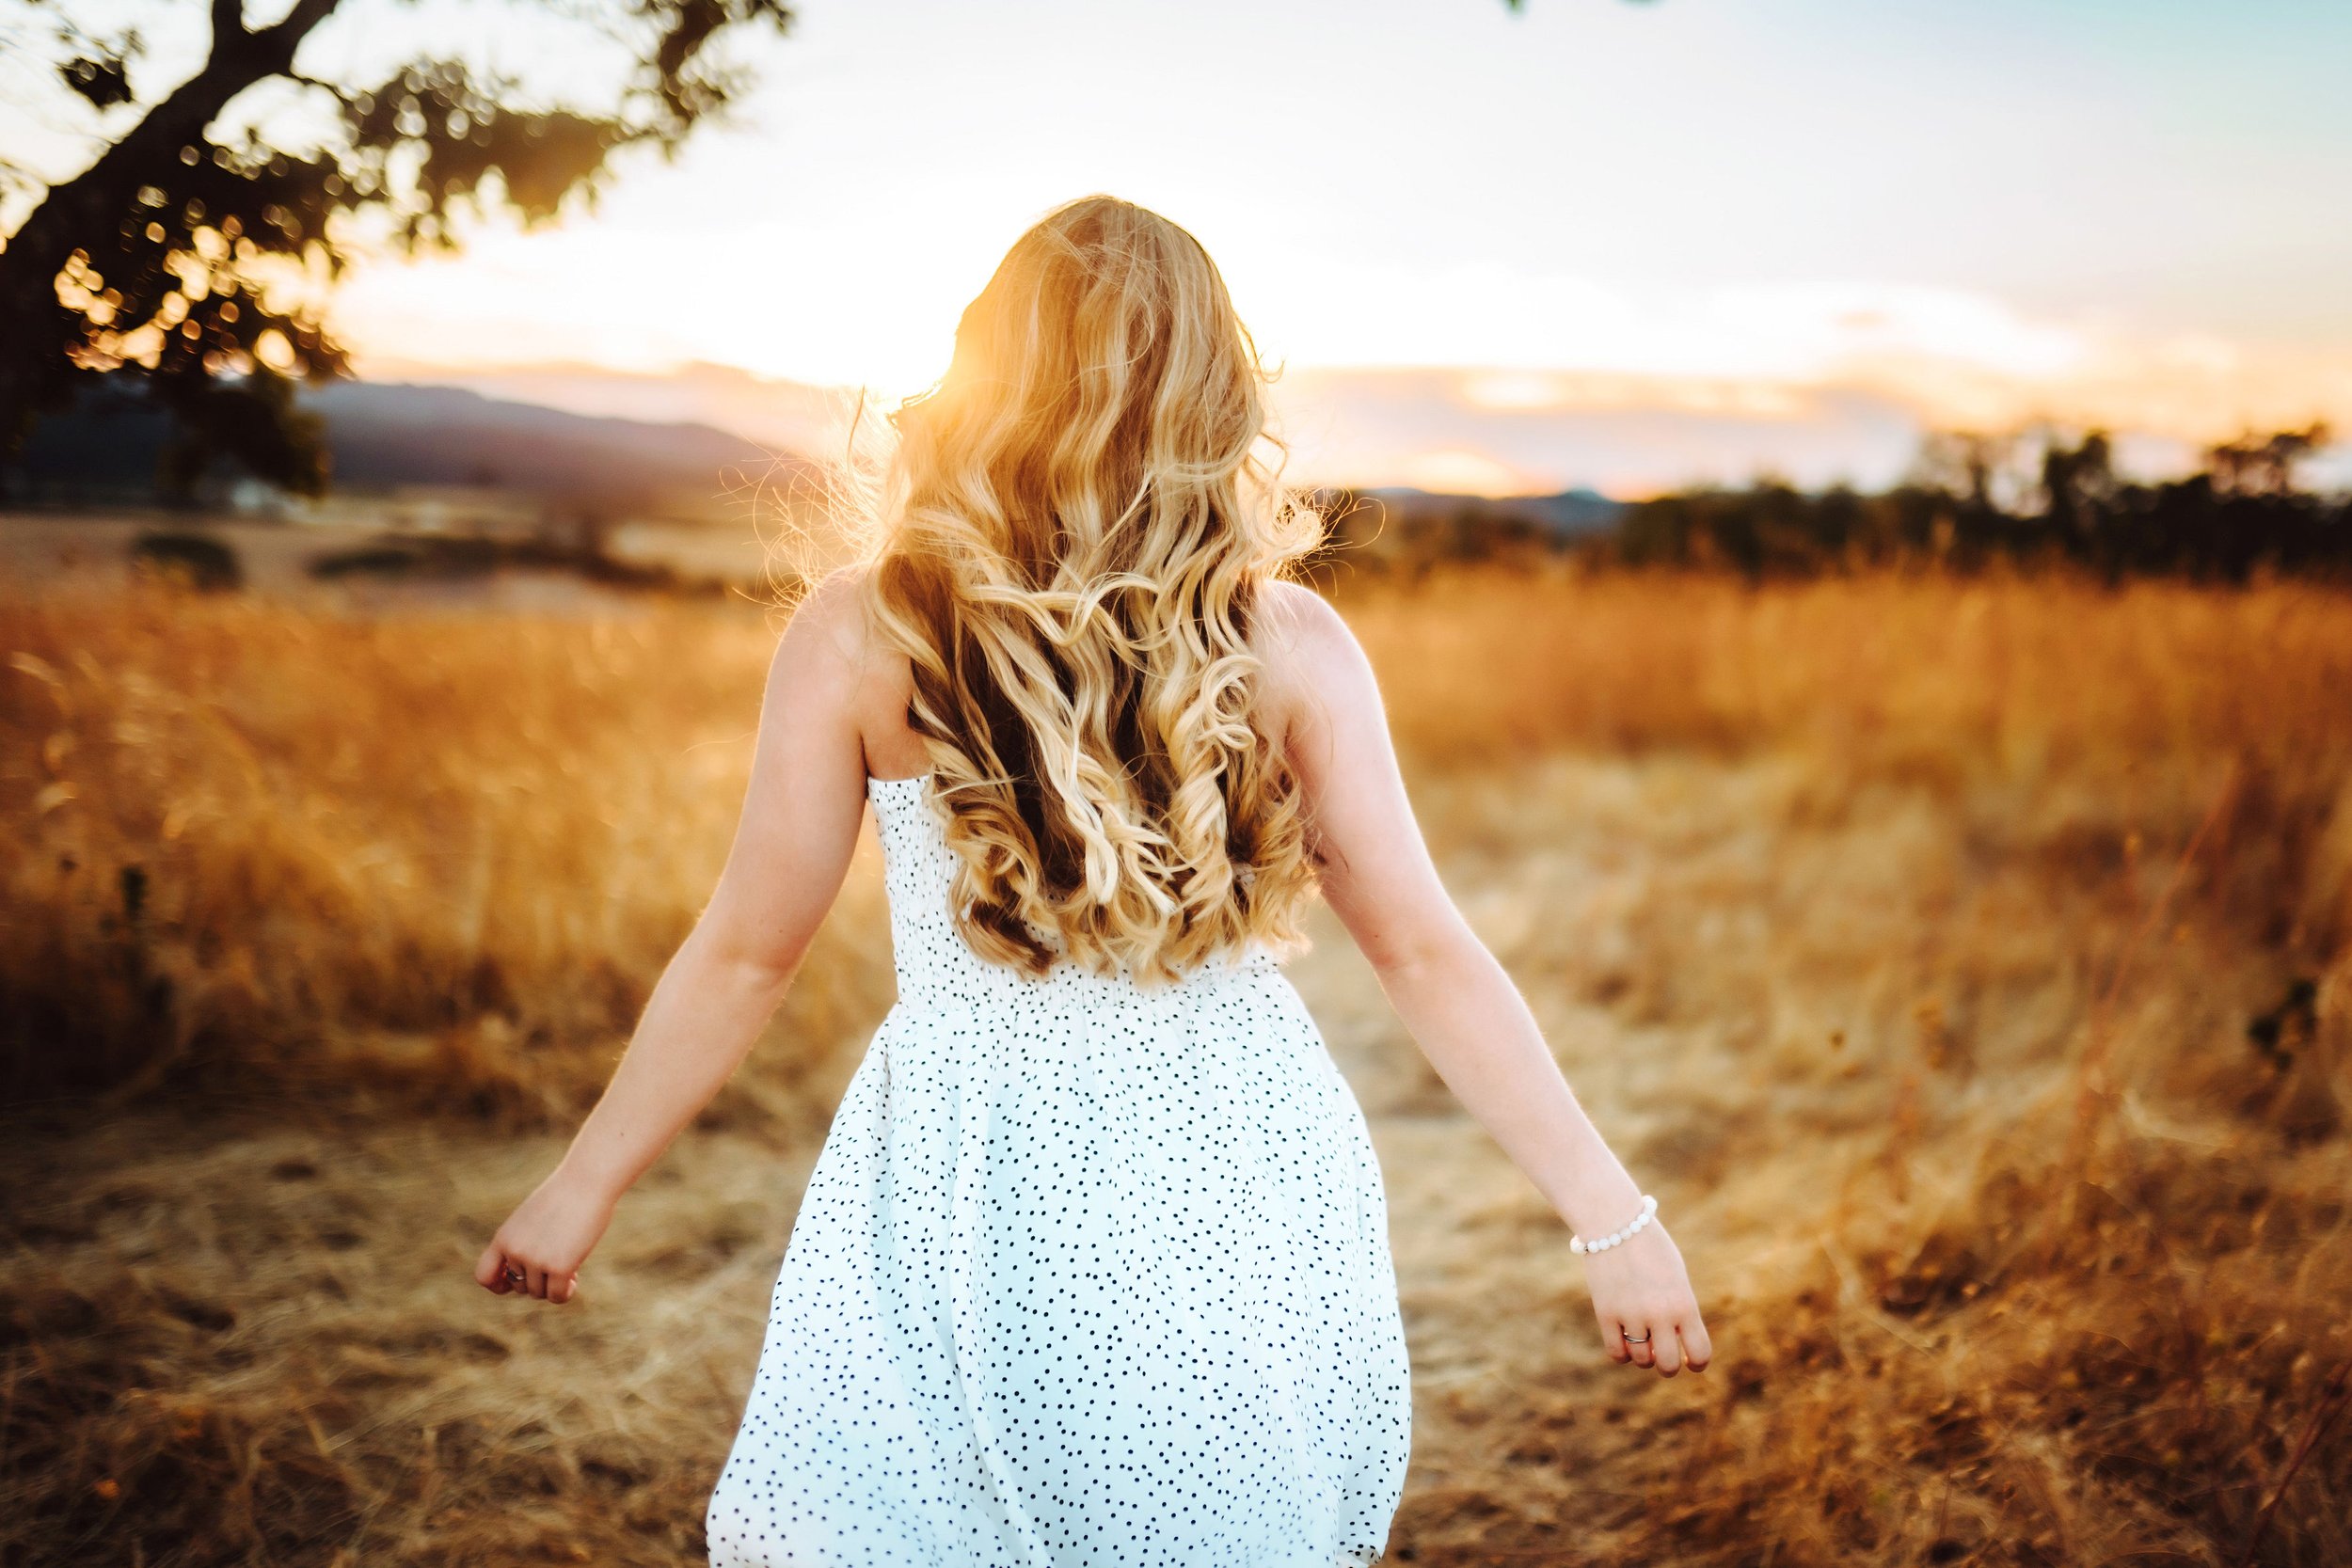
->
858 195 1326 986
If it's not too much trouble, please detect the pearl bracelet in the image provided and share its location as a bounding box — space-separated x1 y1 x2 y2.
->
1570 1194 1659 1255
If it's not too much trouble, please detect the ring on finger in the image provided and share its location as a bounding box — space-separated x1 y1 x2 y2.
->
1622 1329 1651 1344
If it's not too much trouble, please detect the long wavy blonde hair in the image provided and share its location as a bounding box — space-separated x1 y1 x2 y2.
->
857 195 1325 986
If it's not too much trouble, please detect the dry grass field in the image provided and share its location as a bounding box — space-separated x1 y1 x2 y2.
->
5 567 2351 1567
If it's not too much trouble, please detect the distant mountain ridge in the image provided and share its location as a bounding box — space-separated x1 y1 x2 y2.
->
8 378 797 507
311 382 794 493
1311 484 1627 568
1352 484 1625 539
8 378 1625 559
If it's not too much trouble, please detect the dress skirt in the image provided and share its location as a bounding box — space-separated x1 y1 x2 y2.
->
704 774 1411 1567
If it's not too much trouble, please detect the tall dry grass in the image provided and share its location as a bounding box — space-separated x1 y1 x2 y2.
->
1325 567 2352 1565
1 589 886 1122
4 568 2351 1566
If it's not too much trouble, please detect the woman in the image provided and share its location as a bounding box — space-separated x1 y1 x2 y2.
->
476 196 1709 1567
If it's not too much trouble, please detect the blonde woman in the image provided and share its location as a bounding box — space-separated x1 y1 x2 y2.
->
476 196 1709 1566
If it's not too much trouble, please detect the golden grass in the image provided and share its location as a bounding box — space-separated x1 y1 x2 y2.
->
5 568 2351 1566
0 590 886 1121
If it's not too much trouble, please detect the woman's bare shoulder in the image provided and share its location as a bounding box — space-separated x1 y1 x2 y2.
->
782 562 874 644
1255 578 1371 691
784 562 923 775
1257 577 1359 652
1252 578 1382 762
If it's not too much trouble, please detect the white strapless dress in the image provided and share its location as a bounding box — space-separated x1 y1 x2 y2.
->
706 772 1411 1567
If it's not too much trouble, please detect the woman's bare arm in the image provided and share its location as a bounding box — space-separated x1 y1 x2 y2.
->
1261 580 1710 1376
475 573 879 1305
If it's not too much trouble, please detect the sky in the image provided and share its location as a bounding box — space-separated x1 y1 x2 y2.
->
13 0 2352 494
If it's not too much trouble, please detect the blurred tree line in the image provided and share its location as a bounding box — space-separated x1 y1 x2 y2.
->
1609 425 2347 582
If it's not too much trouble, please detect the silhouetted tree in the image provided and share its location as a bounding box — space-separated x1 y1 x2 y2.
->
2208 424 2331 498
0 0 792 496
2034 429 2117 568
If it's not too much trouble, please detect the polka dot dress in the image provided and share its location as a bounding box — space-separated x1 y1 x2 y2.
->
706 773 1411 1567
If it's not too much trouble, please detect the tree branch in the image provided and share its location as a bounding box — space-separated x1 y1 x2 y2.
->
287 72 357 108
253 0 345 55
1 0 348 445
211 0 245 43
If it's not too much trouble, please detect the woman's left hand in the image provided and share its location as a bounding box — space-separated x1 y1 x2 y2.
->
474 1170 614 1306
1582 1221 1711 1377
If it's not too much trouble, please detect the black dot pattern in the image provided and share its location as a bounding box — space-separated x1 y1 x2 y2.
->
706 772 1411 1566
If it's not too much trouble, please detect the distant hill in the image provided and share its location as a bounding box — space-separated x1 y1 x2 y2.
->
310 382 792 494
1313 484 1627 568
1354 485 1625 540
6 378 799 508
351 356 860 463
6 377 1627 564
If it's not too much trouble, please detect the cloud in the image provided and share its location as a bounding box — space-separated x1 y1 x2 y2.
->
1269 367 1928 498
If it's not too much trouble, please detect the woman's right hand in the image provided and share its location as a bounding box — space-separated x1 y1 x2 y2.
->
474 1169 615 1306
1582 1223 1711 1376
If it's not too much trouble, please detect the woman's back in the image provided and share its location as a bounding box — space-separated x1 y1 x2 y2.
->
863 768 1285 1003
845 570 1324 830
704 608 1411 1567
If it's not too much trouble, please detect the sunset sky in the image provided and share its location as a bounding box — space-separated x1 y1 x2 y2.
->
13 0 2352 494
